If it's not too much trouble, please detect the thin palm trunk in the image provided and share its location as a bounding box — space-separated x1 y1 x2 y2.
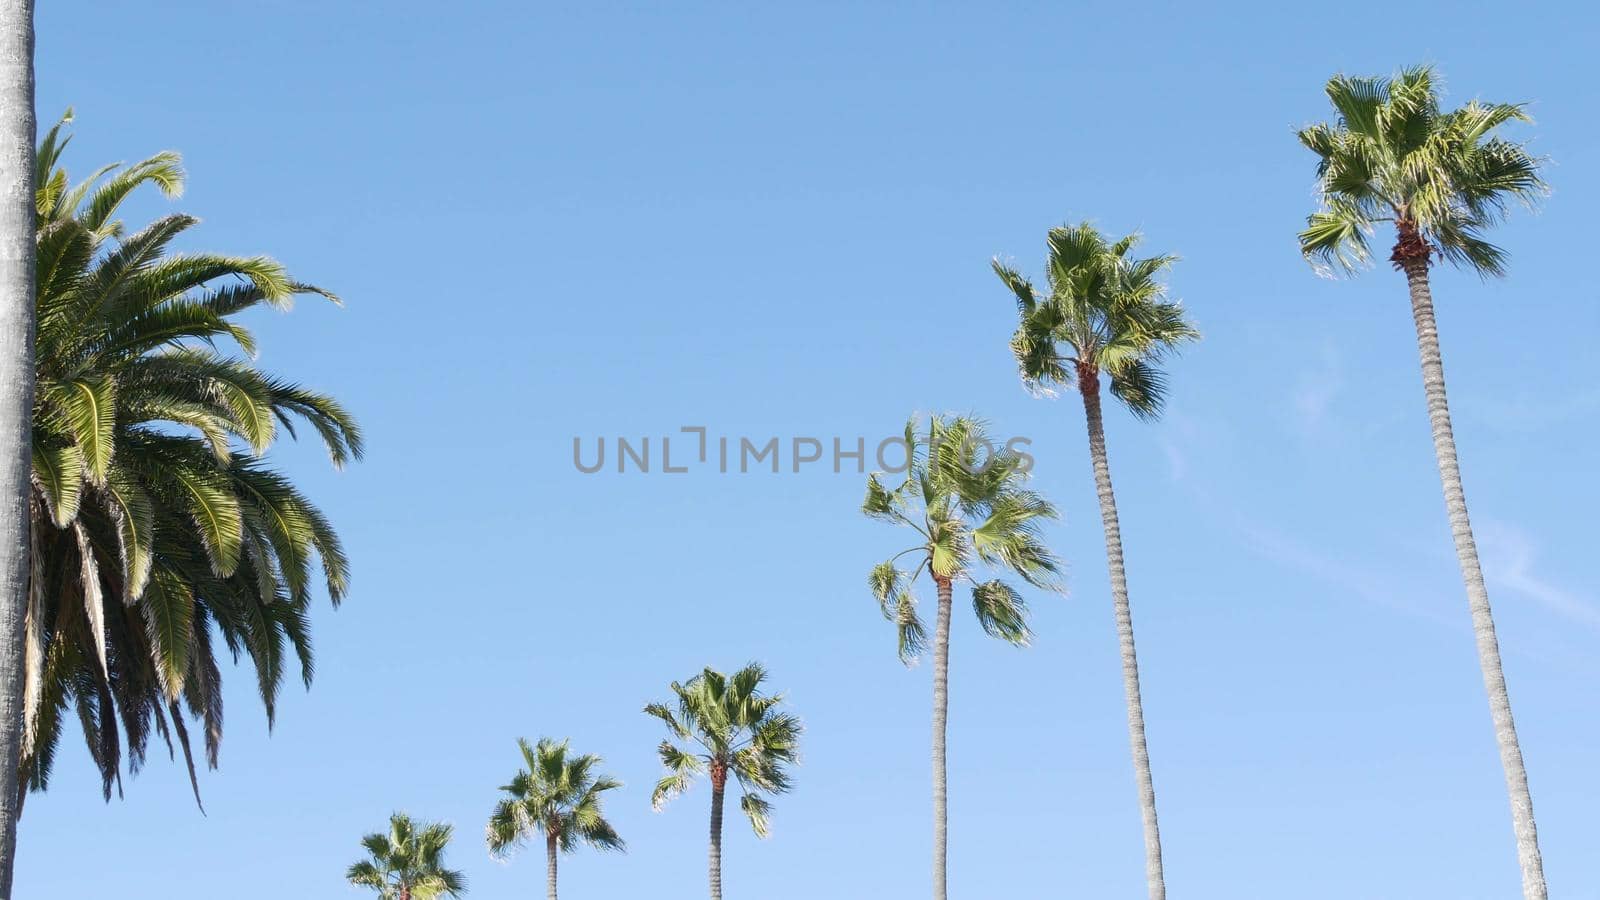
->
1080 374 1166 900
1402 259 1546 900
0 3 36 896
930 574 952 900
546 832 559 900
708 763 725 900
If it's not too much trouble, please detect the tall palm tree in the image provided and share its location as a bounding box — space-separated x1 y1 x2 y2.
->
863 415 1060 900
645 663 800 900
1297 65 1548 899
0 2 35 892
17 115 361 808
994 224 1195 900
486 737 625 900
347 813 467 900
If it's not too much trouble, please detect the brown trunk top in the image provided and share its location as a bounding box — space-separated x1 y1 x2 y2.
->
1390 219 1432 270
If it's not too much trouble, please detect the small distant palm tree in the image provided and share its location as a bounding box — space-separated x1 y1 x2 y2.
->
347 813 467 900
995 224 1196 900
486 737 625 900
863 415 1060 900
645 663 800 900
1297 65 1547 900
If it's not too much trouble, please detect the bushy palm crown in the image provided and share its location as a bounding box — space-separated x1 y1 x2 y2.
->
645 663 801 838
1297 65 1545 275
994 224 1197 419
864 416 1059 661
20 114 362 805
487 738 625 858
347 814 467 900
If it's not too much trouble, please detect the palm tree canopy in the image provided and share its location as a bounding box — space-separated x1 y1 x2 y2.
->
645 663 801 838
994 223 1197 420
20 113 362 807
1297 65 1546 276
863 415 1060 662
486 737 625 857
347 813 467 899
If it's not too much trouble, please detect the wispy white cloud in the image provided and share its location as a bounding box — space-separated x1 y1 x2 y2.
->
1477 519 1600 631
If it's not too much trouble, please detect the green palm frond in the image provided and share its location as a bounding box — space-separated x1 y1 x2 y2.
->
971 580 1031 646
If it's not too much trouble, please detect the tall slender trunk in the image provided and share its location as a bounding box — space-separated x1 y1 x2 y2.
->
0 3 36 897
930 574 953 900
708 759 726 900
1401 257 1546 899
546 832 559 900
1080 371 1166 900
398 885 411 900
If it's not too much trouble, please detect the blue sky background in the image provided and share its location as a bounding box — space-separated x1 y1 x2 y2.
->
18 2 1600 898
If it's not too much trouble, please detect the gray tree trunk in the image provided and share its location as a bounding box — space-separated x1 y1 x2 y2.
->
708 769 725 900
1403 261 1546 900
1081 376 1166 900
0 2 35 896
930 575 952 900
546 832 558 900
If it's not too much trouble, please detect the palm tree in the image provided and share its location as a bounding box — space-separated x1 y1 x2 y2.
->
994 224 1195 900
347 813 467 900
17 114 361 808
486 737 625 900
863 415 1060 900
645 663 800 900
1297 65 1548 899
0 2 35 892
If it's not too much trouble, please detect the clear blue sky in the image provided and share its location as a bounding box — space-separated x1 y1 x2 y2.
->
19 2 1600 898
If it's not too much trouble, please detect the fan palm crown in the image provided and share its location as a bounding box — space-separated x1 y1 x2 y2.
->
646 663 800 838
994 223 1196 415
1296 65 1544 274
864 414 1059 659
346 813 467 900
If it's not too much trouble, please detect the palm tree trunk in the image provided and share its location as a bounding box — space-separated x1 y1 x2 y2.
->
1402 260 1546 900
546 832 559 900
708 761 726 900
1080 373 1166 900
931 574 953 900
0 3 36 896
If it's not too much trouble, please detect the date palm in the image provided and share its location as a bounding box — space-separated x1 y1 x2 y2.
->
0 1 37 892
17 114 361 808
486 737 625 900
347 813 467 900
646 663 800 900
863 415 1059 900
995 224 1196 900
1297 65 1548 899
